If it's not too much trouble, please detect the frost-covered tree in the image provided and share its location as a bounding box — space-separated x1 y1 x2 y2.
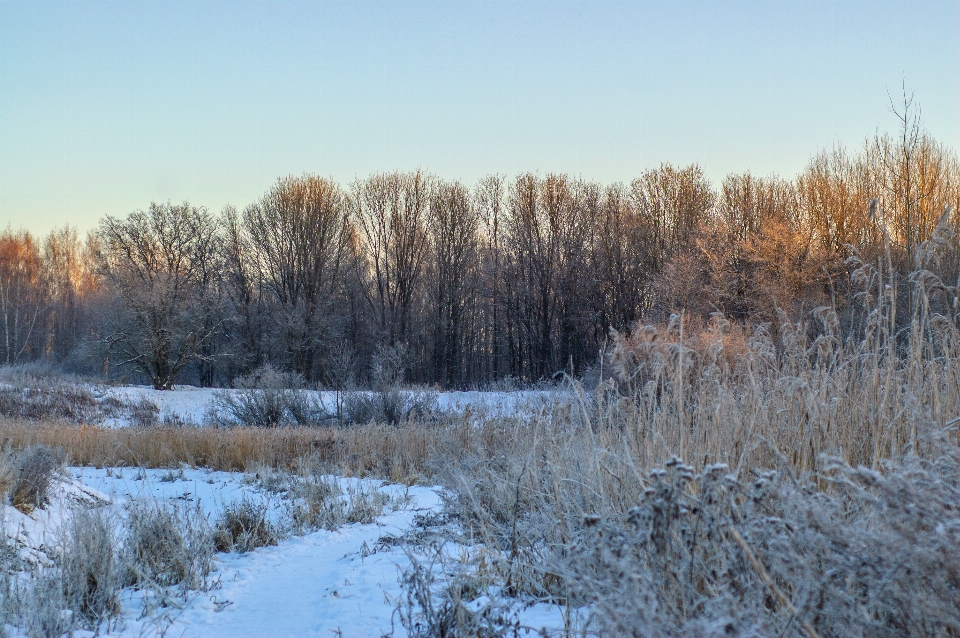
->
96 202 223 389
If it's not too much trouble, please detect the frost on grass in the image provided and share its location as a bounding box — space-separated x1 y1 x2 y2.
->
123 502 215 592
401 451 960 637
214 497 279 553
9 445 63 514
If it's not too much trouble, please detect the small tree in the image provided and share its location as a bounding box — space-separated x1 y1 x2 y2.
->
96 202 223 389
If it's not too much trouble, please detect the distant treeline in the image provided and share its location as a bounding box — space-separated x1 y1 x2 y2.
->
2 114 959 389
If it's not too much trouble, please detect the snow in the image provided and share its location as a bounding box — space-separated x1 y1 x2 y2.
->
1 382 570 635
102 384 555 426
3 468 566 637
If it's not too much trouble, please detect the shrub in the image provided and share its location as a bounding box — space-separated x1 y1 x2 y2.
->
0 514 18 632
59 506 121 629
344 483 390 525
123 502 215 592
562 453 960 636
214 498 279 553
212 364 328 427
9 445 62 513
0 446 16 505
0 382 110 424
341 388 438 425
404 450 960 637
290 477 345 532
0 365 156 426
245 463 292 493
127 397 160 427
19 570 71 638
340 344 439 425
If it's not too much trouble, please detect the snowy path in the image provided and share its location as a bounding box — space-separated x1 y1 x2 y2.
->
5 467 565 637
113 483 441 638
172 521 412 637
6 469 441 637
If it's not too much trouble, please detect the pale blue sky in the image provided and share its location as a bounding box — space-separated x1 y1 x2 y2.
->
1 0 958 234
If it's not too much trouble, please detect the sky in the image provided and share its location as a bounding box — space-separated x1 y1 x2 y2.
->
1 0 958 235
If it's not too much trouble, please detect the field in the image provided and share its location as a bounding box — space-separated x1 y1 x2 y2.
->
1 284 960 637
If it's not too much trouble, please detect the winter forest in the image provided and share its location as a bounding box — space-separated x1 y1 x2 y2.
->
4 107 959 392
3 9 960 628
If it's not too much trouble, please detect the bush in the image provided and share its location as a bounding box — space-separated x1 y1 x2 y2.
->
214 498 279 553
404 450 960 637
59 506 121 629
290 476 345 532
0 382 113 424
9 445 62 513
245 463 292 493
19 570 71 638
212 364 328 427
127 397 160 427
341 388 438 425
0 365 150 425
123 502 215 592
344 483 390 525
561 453 960 636
0 446 16 507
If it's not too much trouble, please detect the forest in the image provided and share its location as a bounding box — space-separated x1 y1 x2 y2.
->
2 109 959 390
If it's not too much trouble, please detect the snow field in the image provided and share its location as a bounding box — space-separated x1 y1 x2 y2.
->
3 466 565 637
102 385 553 427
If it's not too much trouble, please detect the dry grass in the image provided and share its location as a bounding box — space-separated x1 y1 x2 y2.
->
0 418 450 482
213 497 278 553
396 227 960 636
9 445 63 514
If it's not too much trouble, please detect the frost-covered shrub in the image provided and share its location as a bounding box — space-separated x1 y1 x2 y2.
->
340 344 438 425
0 382 115 424
344 483 390 525
9 445 62 513
212 364 327 427
19 570 71 638
127 396 160 427
405 450 960 637
341 389 438 425
59 506 121 629
245 463 292 493
214 498 278 553
123 502 215 592
564 454 960 636
290 476 345 532
398 549 522 638
289 476 393 532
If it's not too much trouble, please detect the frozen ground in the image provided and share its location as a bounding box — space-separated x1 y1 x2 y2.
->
3 468 566 637
103 385 554 426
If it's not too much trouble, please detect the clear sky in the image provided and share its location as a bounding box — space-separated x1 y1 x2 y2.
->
1 0 958 235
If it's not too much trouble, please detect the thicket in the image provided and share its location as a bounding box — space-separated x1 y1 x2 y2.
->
2 102 957 390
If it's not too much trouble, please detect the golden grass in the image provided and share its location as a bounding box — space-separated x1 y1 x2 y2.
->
0 418 455 484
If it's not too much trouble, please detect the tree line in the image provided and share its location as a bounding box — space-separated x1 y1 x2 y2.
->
3 110 959 390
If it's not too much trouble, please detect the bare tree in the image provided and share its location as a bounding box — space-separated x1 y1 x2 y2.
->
590 182 655 336
244 175 351 380
631 163 715 271
39 226 99 362
428 179 480 387
475 174 508 383
500 173 593 379
96 202 223 390
352 171 431 353
0 229 47 365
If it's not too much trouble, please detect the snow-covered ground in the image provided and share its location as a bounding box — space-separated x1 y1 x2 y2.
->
3 468 567 637
103 385 555 426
